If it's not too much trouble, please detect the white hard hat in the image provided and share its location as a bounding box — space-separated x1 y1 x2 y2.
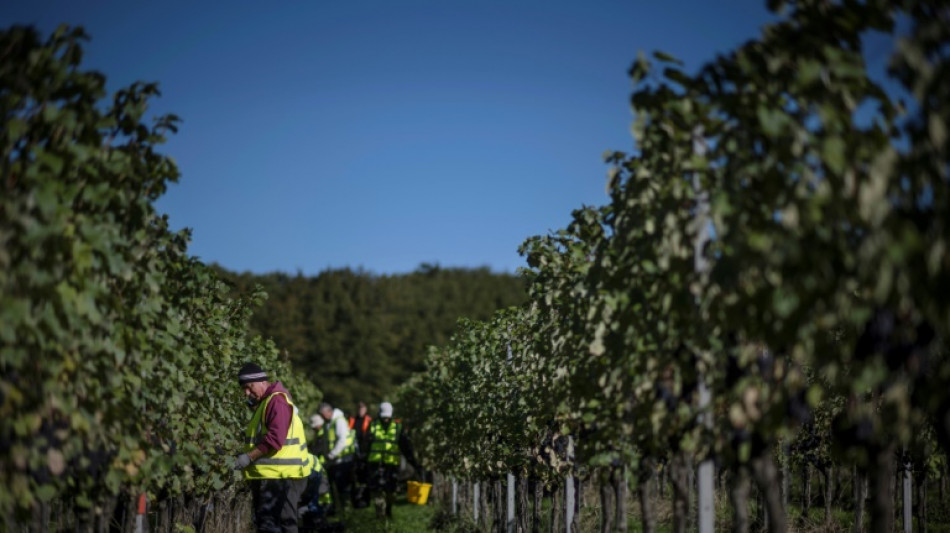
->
310 414 324 429
379 402 393 418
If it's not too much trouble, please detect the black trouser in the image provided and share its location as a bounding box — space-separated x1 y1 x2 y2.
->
352 458 371 508
367 463 400 518
326 460 355 511
250 477 307 533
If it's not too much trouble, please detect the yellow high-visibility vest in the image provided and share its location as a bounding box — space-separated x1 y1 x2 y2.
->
310 453 324 474
244 391 313 479
367 420 401 466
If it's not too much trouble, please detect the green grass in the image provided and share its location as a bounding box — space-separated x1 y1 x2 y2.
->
341 494 438 533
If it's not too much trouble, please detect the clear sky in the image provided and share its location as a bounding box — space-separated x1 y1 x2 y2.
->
4 1 775 275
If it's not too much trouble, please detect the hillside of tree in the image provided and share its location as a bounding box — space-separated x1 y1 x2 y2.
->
215 264 527 411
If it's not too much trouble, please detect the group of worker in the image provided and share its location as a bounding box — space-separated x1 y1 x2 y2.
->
233 362 420 533
309 400 420 517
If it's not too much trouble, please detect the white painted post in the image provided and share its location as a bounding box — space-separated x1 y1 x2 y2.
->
134 493 146 533
696 385 714 533
508 473 516 533
566 475 575 533
693 125 714 533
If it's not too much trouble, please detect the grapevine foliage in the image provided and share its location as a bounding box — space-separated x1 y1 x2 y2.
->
0 25 320 521
398 0 950 520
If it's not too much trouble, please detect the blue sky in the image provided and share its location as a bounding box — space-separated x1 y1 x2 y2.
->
5 1 775 275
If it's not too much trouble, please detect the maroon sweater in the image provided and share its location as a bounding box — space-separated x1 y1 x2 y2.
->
254 381 293 456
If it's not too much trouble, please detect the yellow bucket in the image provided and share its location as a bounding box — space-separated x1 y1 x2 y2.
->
406 481 432 505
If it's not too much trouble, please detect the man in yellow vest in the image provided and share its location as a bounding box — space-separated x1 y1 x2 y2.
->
318 402 357 513
303 414 332 515
365 402 420 519
233 363 313 533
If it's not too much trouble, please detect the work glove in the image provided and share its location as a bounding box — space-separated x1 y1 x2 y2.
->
233 453 252 471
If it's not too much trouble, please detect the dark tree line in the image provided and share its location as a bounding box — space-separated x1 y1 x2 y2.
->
216 264 527 410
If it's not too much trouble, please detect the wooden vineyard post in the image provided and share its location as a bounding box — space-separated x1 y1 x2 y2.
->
506 339 516 533
452 477 458 515
474 481 480 524
903 454 912 533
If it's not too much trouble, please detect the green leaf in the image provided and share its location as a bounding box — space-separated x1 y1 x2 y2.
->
757 106 787 137
35 485 58 502
822 136 846 175
653 50 683 66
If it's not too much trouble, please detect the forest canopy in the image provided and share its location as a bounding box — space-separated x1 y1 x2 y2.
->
216 264 527 410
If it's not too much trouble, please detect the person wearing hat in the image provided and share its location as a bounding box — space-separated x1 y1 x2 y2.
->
300 414 333 525
364 402 420 519
308 414 328 458
234 363 313 533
